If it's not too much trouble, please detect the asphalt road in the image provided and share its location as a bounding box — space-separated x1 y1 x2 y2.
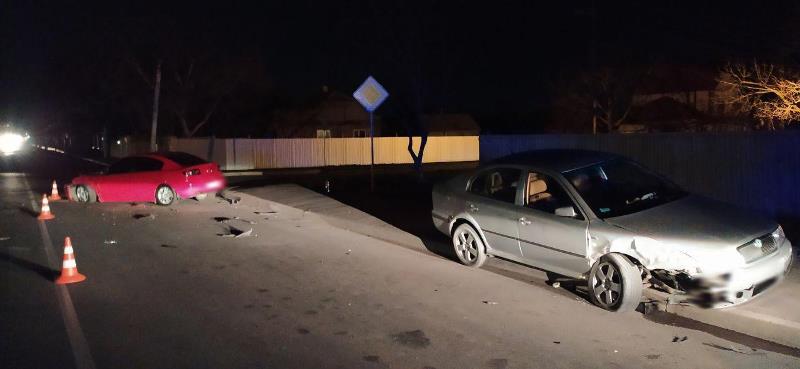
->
2 149 800 369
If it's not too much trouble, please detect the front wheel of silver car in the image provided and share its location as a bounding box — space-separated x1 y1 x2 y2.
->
452 223 487 268
588 254 643 312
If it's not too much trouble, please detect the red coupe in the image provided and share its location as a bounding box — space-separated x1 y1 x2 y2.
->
67 152 226 205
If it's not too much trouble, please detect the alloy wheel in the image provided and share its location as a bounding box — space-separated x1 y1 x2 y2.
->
591 261 623 309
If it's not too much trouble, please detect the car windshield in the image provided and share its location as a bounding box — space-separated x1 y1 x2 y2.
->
562 158 687 219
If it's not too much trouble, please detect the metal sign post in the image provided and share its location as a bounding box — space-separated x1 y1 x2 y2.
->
369 110 374 191
352 76 389 192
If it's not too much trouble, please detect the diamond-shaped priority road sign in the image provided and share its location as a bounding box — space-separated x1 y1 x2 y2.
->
353 76 389 112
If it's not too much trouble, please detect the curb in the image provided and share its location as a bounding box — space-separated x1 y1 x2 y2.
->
645 288 800 349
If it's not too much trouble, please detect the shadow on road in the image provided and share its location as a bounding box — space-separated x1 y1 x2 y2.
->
0 252 58 281
16 205 39 218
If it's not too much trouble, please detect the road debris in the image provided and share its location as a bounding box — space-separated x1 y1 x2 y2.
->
214 216 231 223
482 300 499 305
221 195 241 205
254 211 277 215
218 226 255 238
345 249 352 255
233 216 256 225
0 236 10 241
702 343 763 355
552 281 560 288
672 336 688 343
133 213 155 220
160 244 178 249
104 240 117 245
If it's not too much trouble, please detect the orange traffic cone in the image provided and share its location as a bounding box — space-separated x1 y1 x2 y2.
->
55 237 86 285
49 180 62 201
37 194 55 220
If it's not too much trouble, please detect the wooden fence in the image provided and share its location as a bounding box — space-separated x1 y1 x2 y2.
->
163 136 479 170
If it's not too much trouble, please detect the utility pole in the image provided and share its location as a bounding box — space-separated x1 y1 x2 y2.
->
149 60 162 152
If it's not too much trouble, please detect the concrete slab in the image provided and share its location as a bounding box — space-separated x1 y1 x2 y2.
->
239 184 430 254
246 184 800 349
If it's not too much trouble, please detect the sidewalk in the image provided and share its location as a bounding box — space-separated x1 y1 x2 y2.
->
239 183 800 349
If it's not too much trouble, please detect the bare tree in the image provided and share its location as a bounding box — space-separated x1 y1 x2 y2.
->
551 67 642 133
590 68 636 132
718 62 800 130
368 1 454 176
168 58 227 137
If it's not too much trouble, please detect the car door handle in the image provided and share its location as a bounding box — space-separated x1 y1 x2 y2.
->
468 204 479 212
518 217 531 225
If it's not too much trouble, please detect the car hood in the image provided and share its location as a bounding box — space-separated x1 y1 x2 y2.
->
605 195 776 249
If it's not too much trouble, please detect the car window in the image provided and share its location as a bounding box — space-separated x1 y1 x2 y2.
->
525 171 582 219
563 158 687 219
469 168 521 204
108 157 163 174
132 157 164 172
108 158 137 174
160 152 207 167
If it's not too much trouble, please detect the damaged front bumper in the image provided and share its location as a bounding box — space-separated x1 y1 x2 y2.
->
650 239 794 308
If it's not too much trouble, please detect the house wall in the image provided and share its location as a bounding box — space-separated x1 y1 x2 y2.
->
480 132 800 221
164 136 479 170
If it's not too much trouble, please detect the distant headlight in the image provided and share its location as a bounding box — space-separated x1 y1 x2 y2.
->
737 227 783 264
0 133 24 154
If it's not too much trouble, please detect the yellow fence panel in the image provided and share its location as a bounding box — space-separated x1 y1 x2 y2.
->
165 135 478 170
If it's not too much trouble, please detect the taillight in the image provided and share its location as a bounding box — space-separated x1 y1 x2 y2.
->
184 169 201 176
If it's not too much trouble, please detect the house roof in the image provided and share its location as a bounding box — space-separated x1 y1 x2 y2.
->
636 65 719 95
425 113 480 133
630 96 706 123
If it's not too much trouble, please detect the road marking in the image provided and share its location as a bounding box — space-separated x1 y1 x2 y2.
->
24 175 97 369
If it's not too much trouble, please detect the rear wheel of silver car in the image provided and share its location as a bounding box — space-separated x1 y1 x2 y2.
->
588 254 643 312
75 185 96 203
452 223 487 268
155 185 175 206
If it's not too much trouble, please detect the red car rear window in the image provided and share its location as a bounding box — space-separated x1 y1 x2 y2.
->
160 152 207 167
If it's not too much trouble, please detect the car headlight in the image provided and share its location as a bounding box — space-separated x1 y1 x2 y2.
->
773 225 786 247
0 133 24 154
737 226 784 264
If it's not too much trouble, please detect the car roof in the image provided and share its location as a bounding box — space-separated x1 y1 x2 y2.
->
488 149 620 173
127 152 206 165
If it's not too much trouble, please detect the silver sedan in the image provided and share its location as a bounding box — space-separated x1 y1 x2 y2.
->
431 150 793 312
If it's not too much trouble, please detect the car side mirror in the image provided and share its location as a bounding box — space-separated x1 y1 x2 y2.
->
555 206 578 218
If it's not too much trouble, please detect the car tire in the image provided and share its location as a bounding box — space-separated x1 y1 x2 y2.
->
588 253 643 312
155 185 176 206
75 185 97 203
452 223 487 268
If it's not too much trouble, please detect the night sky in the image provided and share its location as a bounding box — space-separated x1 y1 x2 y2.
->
2 1 798 134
